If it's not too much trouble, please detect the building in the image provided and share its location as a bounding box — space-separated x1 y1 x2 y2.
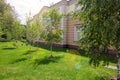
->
33 0 82 49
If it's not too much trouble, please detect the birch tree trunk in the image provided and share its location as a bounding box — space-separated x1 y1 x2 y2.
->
117 58 120 80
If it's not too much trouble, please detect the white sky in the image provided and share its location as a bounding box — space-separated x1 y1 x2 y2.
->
6 0 61 24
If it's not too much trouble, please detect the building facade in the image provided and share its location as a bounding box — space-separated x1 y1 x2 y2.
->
33 0 82 49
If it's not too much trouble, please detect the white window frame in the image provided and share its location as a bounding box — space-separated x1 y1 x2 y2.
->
74 24 82 41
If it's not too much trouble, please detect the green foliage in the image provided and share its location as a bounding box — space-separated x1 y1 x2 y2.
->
0 0 6 14
1 3 14 33
74 0 120 66
0 0 21 41
12 21 26 40
0 26 2 36
6 32 12 40
42 8 62 28
26 16 43 44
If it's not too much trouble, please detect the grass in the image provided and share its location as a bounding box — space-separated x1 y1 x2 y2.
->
0 41 117 80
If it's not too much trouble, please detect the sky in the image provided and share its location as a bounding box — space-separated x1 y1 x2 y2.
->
6 0 61 24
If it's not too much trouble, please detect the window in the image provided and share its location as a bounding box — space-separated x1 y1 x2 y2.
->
74 24 83 41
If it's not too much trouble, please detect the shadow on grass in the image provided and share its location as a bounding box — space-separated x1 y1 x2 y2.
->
79 50 117 64
95 76 109 80
2 47 16 50
38 45 67 52
68 49 81 55
0 40 10 42
23 50 38 55
33 55 63 66
11 57 27 64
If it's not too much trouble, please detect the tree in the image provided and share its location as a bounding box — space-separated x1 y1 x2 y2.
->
0 19 2 38
0 0 7 39
12 21 25 40
0 0 6 14
0 26 2 37
11 20 26 47
0 0 5 37
42 8 63 58
0 0 19 41
26 15 43 48
0 0 25 49
74 0 120 79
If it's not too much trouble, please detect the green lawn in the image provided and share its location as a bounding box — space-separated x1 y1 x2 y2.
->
0 41 117 80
